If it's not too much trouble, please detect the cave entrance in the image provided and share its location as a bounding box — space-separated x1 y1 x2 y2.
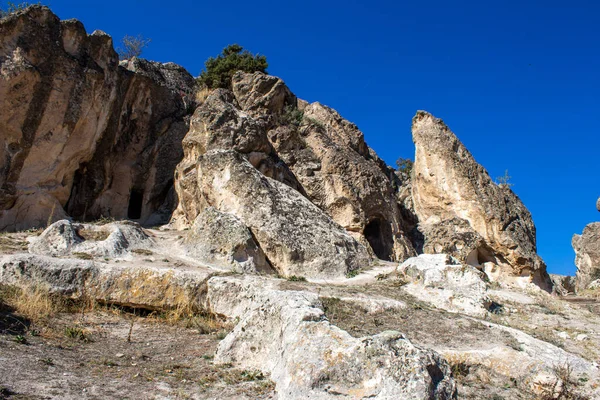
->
364 218 393 261
127 189 144 220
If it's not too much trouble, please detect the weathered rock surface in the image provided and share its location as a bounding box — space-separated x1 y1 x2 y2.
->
0 6 194 231
28 219 152 258
398 254 492 317
186 150 370 279
573 222 600 291
233 73 414 261
549 273 576 295
0 253 212 309
411 111 550 288
207 275 457 399
184 207 273 274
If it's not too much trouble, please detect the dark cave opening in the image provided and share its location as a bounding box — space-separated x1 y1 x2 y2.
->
127 188 144 220
364 218 393 261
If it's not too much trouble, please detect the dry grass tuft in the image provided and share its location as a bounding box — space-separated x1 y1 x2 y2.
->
77 228 110 242
0 285 67 323
194 87 212 105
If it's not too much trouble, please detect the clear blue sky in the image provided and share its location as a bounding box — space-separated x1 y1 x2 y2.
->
37 0 599 275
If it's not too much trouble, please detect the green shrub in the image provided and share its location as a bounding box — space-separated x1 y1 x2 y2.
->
280 105 304 126
395 158 413 175
197 44 268 89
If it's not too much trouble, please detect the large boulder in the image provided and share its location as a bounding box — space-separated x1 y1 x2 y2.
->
573 222 600 291
28 219 152 258
411 111 550 289
207 275 457 399
397 254 492 317
184 207 273 274
232 73 415 261
185 150 370 279
0 6 194 231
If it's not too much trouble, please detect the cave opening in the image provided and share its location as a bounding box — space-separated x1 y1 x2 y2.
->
127 188 144 220
364 218 393 261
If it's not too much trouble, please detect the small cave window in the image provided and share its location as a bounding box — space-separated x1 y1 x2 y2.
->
127 189 144 220
364 218 393 261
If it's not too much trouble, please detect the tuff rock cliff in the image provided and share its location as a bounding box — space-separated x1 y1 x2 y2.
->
4 7 600 400
0 6 195 231
0 6 550 284
573 198 600 291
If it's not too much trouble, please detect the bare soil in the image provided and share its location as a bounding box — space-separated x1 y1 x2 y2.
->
0 306 274 400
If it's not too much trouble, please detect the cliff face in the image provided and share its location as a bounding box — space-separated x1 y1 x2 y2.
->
0 7 551 284
573 198 600 291
411 111 550 288
0 6 194 231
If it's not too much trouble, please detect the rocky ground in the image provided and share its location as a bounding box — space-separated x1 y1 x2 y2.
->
1 224 599 399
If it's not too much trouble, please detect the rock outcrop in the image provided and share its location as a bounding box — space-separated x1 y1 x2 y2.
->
411 111 550 289
207 275 457 399
397 254 492 317
28 219 152 258
0 6 194 231
181 150 370 279
184 207 272 274
573 223 600 291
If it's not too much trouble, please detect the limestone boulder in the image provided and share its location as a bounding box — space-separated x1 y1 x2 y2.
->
0 253 212 309
207 275 457 399
28 219 153 258
397 254 492 317
189 150 370 279
184 207 273 274
0 6 194 230
573 222 600 291
411 111 550 289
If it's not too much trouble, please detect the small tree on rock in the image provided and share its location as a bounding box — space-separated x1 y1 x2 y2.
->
197 44 268 89
117 35 151 60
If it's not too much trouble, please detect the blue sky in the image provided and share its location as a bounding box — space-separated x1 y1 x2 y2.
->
35 0 599 275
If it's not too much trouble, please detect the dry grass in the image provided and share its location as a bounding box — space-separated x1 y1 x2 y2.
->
77 228 110 242
0 285 67 323
536 363 590 400
195 87 212 105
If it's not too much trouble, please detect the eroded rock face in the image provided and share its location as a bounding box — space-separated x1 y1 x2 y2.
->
411 111 550 288
184 207 273 274
0 6 194 231
186 150 370 279
231 73 415 261
398 254 492 317
28 219 152 258
207 275 457 399
573 222 600 291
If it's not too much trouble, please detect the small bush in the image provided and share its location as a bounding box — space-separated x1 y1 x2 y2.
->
197 44 268 89
0 2 41 17
286 275 307 282
280 105 304 126
395 158 413 175
346 269 360 279
117 34 151 60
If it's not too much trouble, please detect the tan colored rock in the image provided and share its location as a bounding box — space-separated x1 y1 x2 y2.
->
187 150 370 279
207 275 457 399
184 207 273 274
0 253 212 310
0 7 194 231
232 73 415 261
28 219 152 258
573 222 600 291
411 111 550 289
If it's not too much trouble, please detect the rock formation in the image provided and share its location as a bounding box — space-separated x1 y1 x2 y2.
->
411 111 550 289
0 6 194 231
573 198 600 290
0 7 553 284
